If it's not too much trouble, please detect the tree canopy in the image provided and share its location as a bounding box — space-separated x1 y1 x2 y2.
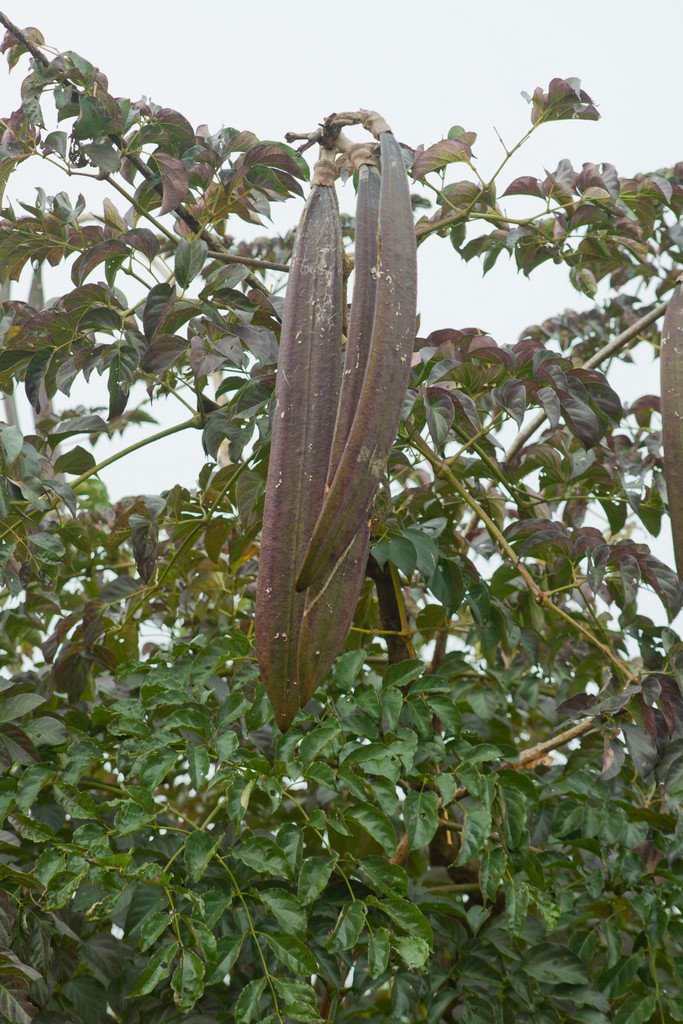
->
1 15 683 1024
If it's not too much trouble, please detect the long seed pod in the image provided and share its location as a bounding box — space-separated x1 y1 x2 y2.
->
661 278 683 576
297 160 381 700
296 126 417 593
255 150 342 730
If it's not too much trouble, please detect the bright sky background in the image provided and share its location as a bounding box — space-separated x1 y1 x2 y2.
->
3 0 683 619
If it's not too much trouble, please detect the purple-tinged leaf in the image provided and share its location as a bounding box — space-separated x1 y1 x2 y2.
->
24 348 51 412
621 722 658 778
536 386 561 428
119 228 159 262
142 283 175 340
424 387 455 447
153 152 189 215
492 380 527 426
559 393 600 448
141 334 188 375
71 239 129 286
601 734 625 780
129 513 158 583
502 176 544 198
412 138 473 179
556 693 596 718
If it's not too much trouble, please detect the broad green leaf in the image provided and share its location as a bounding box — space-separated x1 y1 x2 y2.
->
259 887 306 938
171 948 204 1012
327 901 366 952
186 742 210 789
299 721 340 765
233 836 293 878
456 804 492 864
479 847 506 901
368 927 390 978
523 943 589 985
361 857 409 897
264 933 317 975
235 976 266 1023
394 936 429 969
131 940 177 997
344 803 397 857
0 693 46 723
140 748 178 789
139 911 172 952
184 830 221 881
298 856 336 904
175 237 209 289
333 650 366 688
614 993 657 1024
205 934 244 984
375 898 433 946
506 878 529 938
403 789 439 849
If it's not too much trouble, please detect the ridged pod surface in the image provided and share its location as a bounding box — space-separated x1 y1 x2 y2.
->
661 280 683 577
296 131 417 592
255 177 342 730
297 164 381 700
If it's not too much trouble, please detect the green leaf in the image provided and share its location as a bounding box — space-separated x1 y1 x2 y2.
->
523 943 589 985
175 237 209 289
614 993 657 1024
184 829 221 881
131 940 178 996
29 532 65 563
456 803 492 863
0 977 39 1024
205 934 244 984
344 803 397 857
299 721 340 764
375 898 433 947
479 847 506 901
0 693 46 723
361 857 409 897
139 911 172 952
114 802 155 836
264 932 317 974
171 948 204 1012
403 789 439 849
368 927 390 978
186 741 210 789
140 748 178 789
506 878 529 938
273 978 320 1021
235 976 266 1023
54 445 96 475
297 856 336 904
233 836 293 878
383 659 423 689
394 936 429 970
332 649 366 688
259 887 306 938
327 901 366 952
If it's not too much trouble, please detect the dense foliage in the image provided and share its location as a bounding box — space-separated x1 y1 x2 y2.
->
1 16 683 1024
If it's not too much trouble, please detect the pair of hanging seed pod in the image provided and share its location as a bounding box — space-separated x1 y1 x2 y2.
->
255 111 418 730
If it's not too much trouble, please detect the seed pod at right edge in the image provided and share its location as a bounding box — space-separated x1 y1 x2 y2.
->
297 162 381 701
295 129 417 594
660 278 683 577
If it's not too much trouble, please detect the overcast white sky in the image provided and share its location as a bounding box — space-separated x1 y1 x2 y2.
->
2 0 682 578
